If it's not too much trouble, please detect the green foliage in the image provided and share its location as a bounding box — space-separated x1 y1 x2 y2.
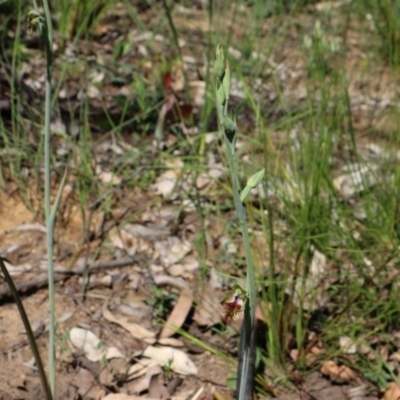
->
147 285 177 320
359 0 400 65
302 20 340 79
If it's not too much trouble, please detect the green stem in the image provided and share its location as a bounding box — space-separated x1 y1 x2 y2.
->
42 13 55 399
223 134 256 400
223 137 257 320
31 1 55 395
214 44 257 400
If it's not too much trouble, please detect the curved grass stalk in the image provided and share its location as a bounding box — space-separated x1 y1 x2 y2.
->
0 257 52 400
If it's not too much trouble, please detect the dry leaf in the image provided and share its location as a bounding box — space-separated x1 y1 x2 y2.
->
380 345 390 361
152 159 183 198
384 382 400 400
103 394 160 400
333 164 378 199
124 223 170 240
109 225 157 256
320 361 357 383
148 373 170 400
339 336 357 354
0 259 31 277
99 358 127 387
118 301 152 320
347 386 368 400
78 274 112 289
12 222 47 233
158 338 184 347
129 365 163 394
167 264 186 277
78 368 106 400
108 228 138 256
153 275 189 290
193 283 221 327
290 349 299 362
127 359 158 381
389 352 400 362
102 301 156 344
142 345 198 375
155 236 192 267
96 166 122 186
160 289 193 338
69 327 125 362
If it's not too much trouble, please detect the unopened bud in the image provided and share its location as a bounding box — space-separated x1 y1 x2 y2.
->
223 116 236 135
214 44 225 80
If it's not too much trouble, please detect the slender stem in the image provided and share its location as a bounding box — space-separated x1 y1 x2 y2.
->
0 258 52 400
223 137 257 319
214 44 257 400
31 1 55 395
223 136 256 400
43 21 55 400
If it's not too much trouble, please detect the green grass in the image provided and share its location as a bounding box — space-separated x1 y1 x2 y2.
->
2 0 400 398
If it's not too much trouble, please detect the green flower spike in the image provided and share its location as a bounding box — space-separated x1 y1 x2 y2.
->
220 283 248 325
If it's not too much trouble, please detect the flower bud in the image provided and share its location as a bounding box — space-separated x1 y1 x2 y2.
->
214 44 225 80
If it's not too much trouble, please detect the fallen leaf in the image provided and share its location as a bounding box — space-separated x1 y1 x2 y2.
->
78 274 112 289
160 289 193 338
103 394 160 400
118 301 152 320
148 373 170 400
290 349 299 362
99 358 127 387
109 228 138 256
320 361 357 383
389 352 400 362
166 377 183 396
129 365 163 394
109 225 158 257
333 163 378 199
127 359 158 381
155 236 192 267
69 327 125 362
142 345 198 375
96 166 122 186
0 259 31 276
193 283 221 327
339 336 357 354
12 222 47 233
153 275 189 290
124 223 170 240
152 159 183 198
384 382 400 400
77 368 104 400
347 386 368 400
158 338 185 347
102 300 156 344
